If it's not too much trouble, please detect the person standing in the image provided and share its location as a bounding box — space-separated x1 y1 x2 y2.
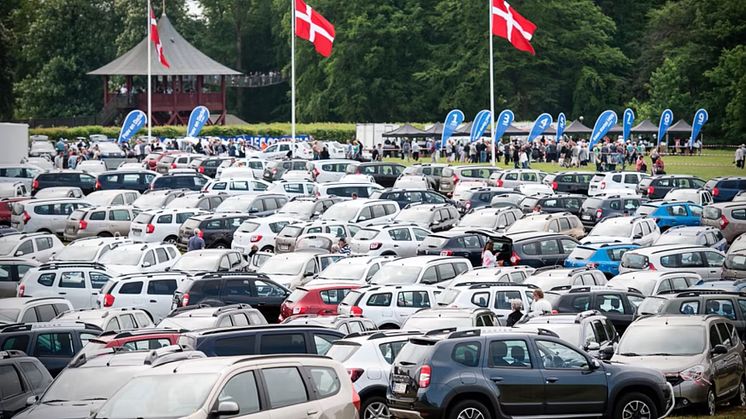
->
506 300 524 327
67 151 78 169
736 144 745 169
519 147 529 169
412 141 420 161
530 289 553 315
337 237 351 255
402 140 410 161
187 228 205 251
482 240 496 268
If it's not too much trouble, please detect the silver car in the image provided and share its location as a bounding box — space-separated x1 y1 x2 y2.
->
10 198 91 235
64 206 139 240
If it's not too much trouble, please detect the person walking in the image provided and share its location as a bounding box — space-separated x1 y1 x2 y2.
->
735 145 745 169
506 300 524 327
187 228 205 251
412 141 420 161
482 240 496 268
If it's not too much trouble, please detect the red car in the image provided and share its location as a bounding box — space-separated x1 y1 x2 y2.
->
279 282 360 322
0 197 31 227
143 150 180 171
80 329 182 358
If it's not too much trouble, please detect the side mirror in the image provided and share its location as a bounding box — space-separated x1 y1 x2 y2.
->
26 395 37 406
215 401 240 416
601 345 615 358
14 251 24 257
249 208 259 214
711 344 728 356
585 342 601 351
590 359 602 370
142 261 152 268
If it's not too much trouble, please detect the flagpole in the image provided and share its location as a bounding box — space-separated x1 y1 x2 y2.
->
291 0 297 153
488 0 496 166
147 0 152 141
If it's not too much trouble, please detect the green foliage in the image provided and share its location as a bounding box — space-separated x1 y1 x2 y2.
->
705 45 746 140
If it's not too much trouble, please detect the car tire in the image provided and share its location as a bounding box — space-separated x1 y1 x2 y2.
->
731 377 746 407
98 232 112 237
703 387 716 416
448 400 492 419
612 391 658 419
361 396 391 419
164 236 178 244
261 246 274 253
213 242 227 249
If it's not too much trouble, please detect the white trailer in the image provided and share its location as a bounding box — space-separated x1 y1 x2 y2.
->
356 123 399 150
0 123 30 164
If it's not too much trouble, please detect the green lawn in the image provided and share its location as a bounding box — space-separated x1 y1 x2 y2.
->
675 405 745 418
384 150 743 181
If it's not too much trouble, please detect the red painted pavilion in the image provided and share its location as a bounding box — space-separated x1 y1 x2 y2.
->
89 13 241 126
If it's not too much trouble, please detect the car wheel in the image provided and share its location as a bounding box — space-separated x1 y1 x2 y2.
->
732 378 746 407
613 392 657 419
448 400 491 419
704 387 716 416
261 246 274 253
164 236 178 244
214 242 227 249
98 232 112 237
362 396 391 419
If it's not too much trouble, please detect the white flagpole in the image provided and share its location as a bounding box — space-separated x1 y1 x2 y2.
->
147 0 152 140
291 0 297 153
488 0 496 167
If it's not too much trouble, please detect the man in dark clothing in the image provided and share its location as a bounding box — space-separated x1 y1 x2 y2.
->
187 228 205 251
506 299 524 327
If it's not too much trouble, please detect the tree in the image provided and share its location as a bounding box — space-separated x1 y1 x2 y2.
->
705 46 746 140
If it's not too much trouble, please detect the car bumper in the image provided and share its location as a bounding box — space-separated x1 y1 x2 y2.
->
672 380 709 408
388 400 442 419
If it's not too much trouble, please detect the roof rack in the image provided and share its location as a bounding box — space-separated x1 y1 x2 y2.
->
213 304 254 316
424 327 458 336
167 304 213 316
232 354 330 365
39 261 106 271
144 345 206 367
0 321 102 333
0 350 27 359
467 282 537 290
675 290 746 298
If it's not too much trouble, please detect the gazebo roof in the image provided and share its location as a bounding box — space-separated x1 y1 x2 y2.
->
452 123 527 137
668 119 693 133
632 119 658 133
564 120 592 134
382 124 426 138
89 14 241 76
422 122 444 136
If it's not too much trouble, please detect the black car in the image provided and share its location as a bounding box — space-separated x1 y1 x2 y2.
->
0 350 52 418
579 195 642 229
658 290 746 339
177 213 250 250
550 171 599 195
638 175 705 199
387 328 672 419
172 273 290 322
0 322 103 376
372 188 450 209
556 287 645 335
177 324 344 356
196 157 234 178
477 231 579 269
95 170 158 193
346 162 405 188
704 176 746 203
457 187 514 214
262 159 309 182
150 172 210 191
31 170 96 195
417 231 487 267
519 194 586 215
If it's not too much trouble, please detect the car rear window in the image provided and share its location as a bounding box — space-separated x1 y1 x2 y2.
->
326 342 361 362
279 225 303 238
636 204 657 216
286 289 308 304
621 253 648 269
238 222 260 233
354 229 379 241
702 206 721 220
396 341 435 366
582 198 603 209
420 236 448 248
133 213 154 224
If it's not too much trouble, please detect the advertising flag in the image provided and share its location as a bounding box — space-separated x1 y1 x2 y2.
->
440 109 465 149
470 110 492 143
555 112 566 142
689 108 708 147
589 110 618 148
493 109 515 142
657 109 674 146
187 106 210 138
622 108 635 143
117 110 147 144
527 113 552 143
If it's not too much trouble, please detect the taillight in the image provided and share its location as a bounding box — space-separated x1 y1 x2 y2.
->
551 181 558 190
648 262 656 271
78 220 88 230
95 180 101 190
465 201 472 209
182 293 190 307
22 211 30 224
440 250 453 256
352 387 361 412
497 179 504 187
418 365 431 388
720 215 729 229
350 306 363 316
313 168 320 179
510 251 520 265
18 283 25 297
347 368 364 383
452 174 459 184
146 223 155 234
369 242 382 250
32 179 39 190
171 163 177 169
250 234 263 243
103 293 115 307
600 181 606 189
198 166 205 174
587 262 598 269
534 205 541 213
647 186 654 196
292 306 306 315
595 208 603 219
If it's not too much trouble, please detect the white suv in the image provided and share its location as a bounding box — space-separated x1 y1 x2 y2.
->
201 177 271 196
606 271 701 296
307 160 356 183
349 223 430 257
98 272 190 323
129 208 209 244
525 267 608 293
232 215 299 254
55 307 154 332
338 284 443 328
588 172 647 196
98 243 180 275
17 261 112 309
440 266 535 288
619 244 725 280
436 283 537 318
320 199 400 227
52 237 133 262
0 232 63 262
10 198 91 234
369 256 472 286
581 216 660 246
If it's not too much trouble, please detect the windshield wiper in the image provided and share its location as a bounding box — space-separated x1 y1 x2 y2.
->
647 353 675 356
618 352 640 356
80 397 108 401
42 399 69 404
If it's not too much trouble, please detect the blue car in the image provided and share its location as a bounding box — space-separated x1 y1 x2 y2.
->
636 201 702 230
564 243 640 278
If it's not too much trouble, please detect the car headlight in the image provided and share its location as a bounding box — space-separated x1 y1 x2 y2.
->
680 364 710 384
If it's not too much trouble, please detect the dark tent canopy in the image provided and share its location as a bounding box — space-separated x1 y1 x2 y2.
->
423 122 443 136
452 123 527 137
632 119 658 133
564 120 592 134
608 124 623 134
382 124 426 138
667 119 693 133
89 14 240 76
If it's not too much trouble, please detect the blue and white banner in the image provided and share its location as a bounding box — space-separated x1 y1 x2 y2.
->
226 135 310 150
622 108 635 143
440 109 465 149
187 106 210 137
528 113 553 143
117 110 147 143
469 110 492 143
555 113 566 142
689 108 708 147
590 110 618 148
657 109 673 146
493 109 515 142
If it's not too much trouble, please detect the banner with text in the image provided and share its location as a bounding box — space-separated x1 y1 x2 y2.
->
657 109 673 146
528 113 553 143
187 106 210 138
555 112 566 142
117 110 147 143
469 110 492 143
590 110 618 148
689 108 708 147
622 108 635 143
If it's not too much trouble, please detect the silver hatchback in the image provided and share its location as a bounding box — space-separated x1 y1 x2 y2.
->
64 206 139 240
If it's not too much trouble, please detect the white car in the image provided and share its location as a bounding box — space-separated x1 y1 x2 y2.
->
201 177 271 195
619 244 725 280
525 268 608 293
324 141 348 159
516 183 554 197
257 249 347 289
23 157 54 171
440 266 536 288
52 236 133 262
435 283 537 318
314 182 385 199
17 261 113 309
118 161 146 170
306 256 393 286
281 170 314 182
337 284 443 328
217 166 255 179
581 216 660 246
33 186 84 199
455 207 523 232
369 256 472 286
98 242 180 275
84 189 140 207
98 272 191 323
256 141 313 160
232 215 299 254
349 224 430 257
0 232 63 262
217 159 268 179
663 188 714 206
452 180 488 201
393 168 430 190
588 172 647 196
320 199 400 227
492 169 547 189
606 271 702 297
339 174 376 184
129 208 209 243
268 180 316 197
77 160 108 174
55 307 154 332
307 160 357 183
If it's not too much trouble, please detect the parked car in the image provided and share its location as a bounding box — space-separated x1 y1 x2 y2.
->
305 159 356 182
515 310 619 359
589 171 647 196
579 195 643 229
480 231 579 268
11 198 91 235
95 170 157 193
518 193 586 216
17 261 111 308
704 176 746 202
0 349 52 418
33 186 83 199
275 196 340 220
635 201 702 230
0 297 73 324
555 287 645 334
314 182 385 199
639 175 706 199
63 205 139 240
436 282 536 318
158 304 268 331
439 166 502 196
338 284 443 328
320 199 400 227
654 225 728 251
97 242 179 275
155 153 202 174
507 212 585 240
549 171 597 194
194 156 234 178
201 177 271 195
51 236 131 262
525 267 608 293
440 266 535 288
149 172 210 191
663 188 713 206
564 243 640 278
274 220 360 253
129 207 208 244
0 232 64 262
177 213 251 250
32 170 96 195
345 162 405 187
581 216 661 246
416 230 488 266
619 244 725 280
369 255 472 286
55 307 154 333
723 251 746 280
0 258 38 298
98 271 190 323
232 215 298 254
0 164 43 190
0 197 31 226
170 249 248 273
402 307 498 331
456 187 515 214
279 283 360 321
267 179 316 197
658 290 746 339
262 159 310 181
84 189 140 207
132 188 188 210
28 140 55 157
394 203 460 231
257 249 346 289
455 206 523 231
307 255 392 286
371 188 450 209
350 223 431 257
215 193 288 216
281 314 377 334
702 202 746 243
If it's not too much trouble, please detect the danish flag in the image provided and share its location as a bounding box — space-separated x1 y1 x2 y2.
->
491 0 537 55
149 7 170 68
295 0 335 58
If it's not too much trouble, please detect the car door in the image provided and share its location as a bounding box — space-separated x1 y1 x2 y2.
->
533 339 607 415
251 279 288 322
537 238 563 267
394 290 431 325
388 227 416 257
592 293 633 333
0 363 28 417
31 331 75 376
55 271 90 308
485 338 545 416
88 271 110 308
262 366 322 419
709 323 731 398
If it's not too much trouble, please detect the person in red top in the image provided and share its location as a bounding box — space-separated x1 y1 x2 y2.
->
654 155 665 175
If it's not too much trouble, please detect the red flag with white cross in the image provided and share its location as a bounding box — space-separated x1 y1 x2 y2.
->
491 0 537 55
295 0 336 58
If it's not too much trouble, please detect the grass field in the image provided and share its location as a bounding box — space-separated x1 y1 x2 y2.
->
675 405 745 418
384 150 743 181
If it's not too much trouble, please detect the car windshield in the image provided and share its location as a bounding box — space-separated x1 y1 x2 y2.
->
237 222 260 233
396 210 427 222
85 192 116 206
94 373 218 419
636 205 658 216
318 263 367 280
725 254 746 270
617 325 705 356
0 309 19 323
259 255 308 275
506 218 547 233
157 316 216 331
0 239 19 255
171 254 221 271
610 277 655 296
277 201 314 216
55 245 100 261
326 342 361 362
321 205 358 222
278 225 303 238
99 249 142 265
42 366 148 403
353 229 379 241
134 194 168 209
133 213 154 224
459 212 497 228
590 221 632 237
437 288 461 305
371 265 422 285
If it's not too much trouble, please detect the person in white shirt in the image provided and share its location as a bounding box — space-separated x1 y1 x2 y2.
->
530 289 553 314
482 241 496 268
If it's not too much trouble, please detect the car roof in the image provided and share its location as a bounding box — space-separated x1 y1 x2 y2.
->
628 244 712 255
389 255 462 265
633 314 715 326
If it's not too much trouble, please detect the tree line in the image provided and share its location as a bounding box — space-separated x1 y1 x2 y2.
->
0 0 743 142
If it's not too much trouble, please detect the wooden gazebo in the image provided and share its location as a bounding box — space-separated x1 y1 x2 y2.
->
89 13 241 126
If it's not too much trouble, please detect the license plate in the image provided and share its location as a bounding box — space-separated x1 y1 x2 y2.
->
581 215 591 220
132 228 142 234
393 383 407 394
279 244 289 250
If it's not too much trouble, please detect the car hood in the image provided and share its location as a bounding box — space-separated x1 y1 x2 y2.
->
262 273 299 288
105 264 139 275
580 235 633 245
611 353 704 374
15 400 105 419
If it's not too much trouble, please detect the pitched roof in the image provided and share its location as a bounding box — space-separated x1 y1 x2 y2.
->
631 119 658 133
423 122 443 136
563 120 592 134
452 123 527 137
668 119 693 133
89 14 241 76
381 124 426 138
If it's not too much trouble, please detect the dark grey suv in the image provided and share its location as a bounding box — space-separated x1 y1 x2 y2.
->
580 195 642 229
